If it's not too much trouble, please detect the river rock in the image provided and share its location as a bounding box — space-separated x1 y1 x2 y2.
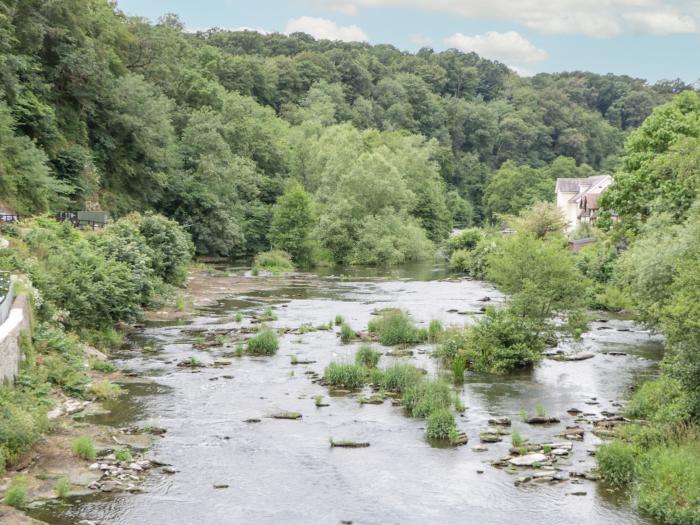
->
488 417 511 426
472 445 489 452
213 483 229 489
100 480 122 492
271 411 302 420
479 432 502 443
509 453 548 467
526 416 560 425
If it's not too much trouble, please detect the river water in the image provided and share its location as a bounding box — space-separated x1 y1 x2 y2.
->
31 263 663 525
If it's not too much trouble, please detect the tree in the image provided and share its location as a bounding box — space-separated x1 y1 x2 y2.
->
269 181 315 266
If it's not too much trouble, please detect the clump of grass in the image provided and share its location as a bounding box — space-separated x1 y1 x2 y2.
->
71 436 96 461
323 362 366 389
214 334 232 346
451 358 466 384
543 444 552 454
453 395 465 413
314 395 326 407
428 319 443 343
89 380 123 400
367 309 427 346
355 345 381 369
246 329 279 356
259 307 278 321
90 359 116 373
511 430 524 447
234 343 244 357
402 381 452 418
378 364 423 393
252 250 294 274
291 355 299 365
53 477 71 499
339 322 356 344
425 408 458 442
3 477 27 508
175 295 186 312
535 403 546 418
520 409 528 422
334 314 344 326
115 448 133 462
234 312 243 322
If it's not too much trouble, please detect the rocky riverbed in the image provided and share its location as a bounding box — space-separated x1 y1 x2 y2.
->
24 262 663 525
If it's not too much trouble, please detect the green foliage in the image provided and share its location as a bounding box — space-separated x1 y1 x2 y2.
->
427 320 443 343
377 364 423 393
339 322 356 344
444 228 483 255
626 377 694 425
486 233 589 337
246 329 279 355
402 381 452 418
450 306 545 374
323 362 366 389
89 380 123 400
53 477 71 499
597 441 638 486
367 309 427 346
511 430 524 447
448 249 472 273
3 477 28 508
334 314 344 326
355 345 381 369
115 448 133 462
269 181 316 266
506 202 567 239
637 441 700 525
425 408 458 441
71 436 97 461
252 250 294 274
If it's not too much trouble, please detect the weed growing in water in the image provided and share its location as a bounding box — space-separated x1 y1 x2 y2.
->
453 395 466 413
535 403 546 418
259 307 278 321
71 436 96 461
355 345 381 368
520 409 528 422
234 312 243 322
90 380 123 400
511 430 524 447
291 355 299 365
367 309 427 346
323 362 366 389
246 329 279 356
425 408 458 442
402 381 452 418
339 322 356 343
234 343 244 357
428 319 443 342
378 364 423 393
334 314 344 326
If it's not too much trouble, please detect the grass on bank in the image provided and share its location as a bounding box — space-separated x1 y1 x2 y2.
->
71 436 96 461
367 309 427 346
246 329 279 356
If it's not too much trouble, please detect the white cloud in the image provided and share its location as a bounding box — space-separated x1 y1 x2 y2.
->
285 16 368 41
444 31 548 63
314 0 700 37
625 10 697 34
410 33 433 46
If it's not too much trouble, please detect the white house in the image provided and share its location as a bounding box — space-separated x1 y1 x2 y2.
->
555 175 613 232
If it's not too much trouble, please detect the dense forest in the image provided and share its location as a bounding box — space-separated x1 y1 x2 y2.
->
0 0 693 264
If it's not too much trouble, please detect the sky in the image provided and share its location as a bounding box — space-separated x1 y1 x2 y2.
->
115 0 700 82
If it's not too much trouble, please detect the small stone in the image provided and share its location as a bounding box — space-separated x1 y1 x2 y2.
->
472 445 489 452
509 453 548 467
568 491 587 496
476 469 484 474
89 462 99 470
162 466 179 474
488 417 511 426
128 463 143 471
213 483 229 489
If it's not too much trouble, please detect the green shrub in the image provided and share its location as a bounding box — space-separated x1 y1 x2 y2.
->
0 390 49 469
136 212 194 286
334 314 344 326
425 408 458 441
449 249 472 273
53 477 71 499
355 345 381 369
90 359 116 373
3 477 27 508
246 329 279 355
90 380 123 400
115 448 133 462
596 441 638 486
80 328 124 351
626 377 693 425
252 250 294 274
378 364 423 393
71 436 96 461
402 381 451 418
444 228 483 256
367 309 426 346
339 322 356 343
323 362 366 389
638 441 700 525
460 306 545 374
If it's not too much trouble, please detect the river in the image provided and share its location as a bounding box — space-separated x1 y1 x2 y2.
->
30 262 663 525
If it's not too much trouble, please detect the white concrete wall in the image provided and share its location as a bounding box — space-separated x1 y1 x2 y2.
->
556 191 578 232
0 295 30 384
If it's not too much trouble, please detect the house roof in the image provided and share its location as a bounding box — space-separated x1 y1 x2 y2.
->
555 175 609 195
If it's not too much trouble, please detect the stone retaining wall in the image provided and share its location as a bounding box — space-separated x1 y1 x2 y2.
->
0 294 31 383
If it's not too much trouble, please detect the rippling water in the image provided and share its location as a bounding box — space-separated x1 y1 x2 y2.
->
30 262 664 525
